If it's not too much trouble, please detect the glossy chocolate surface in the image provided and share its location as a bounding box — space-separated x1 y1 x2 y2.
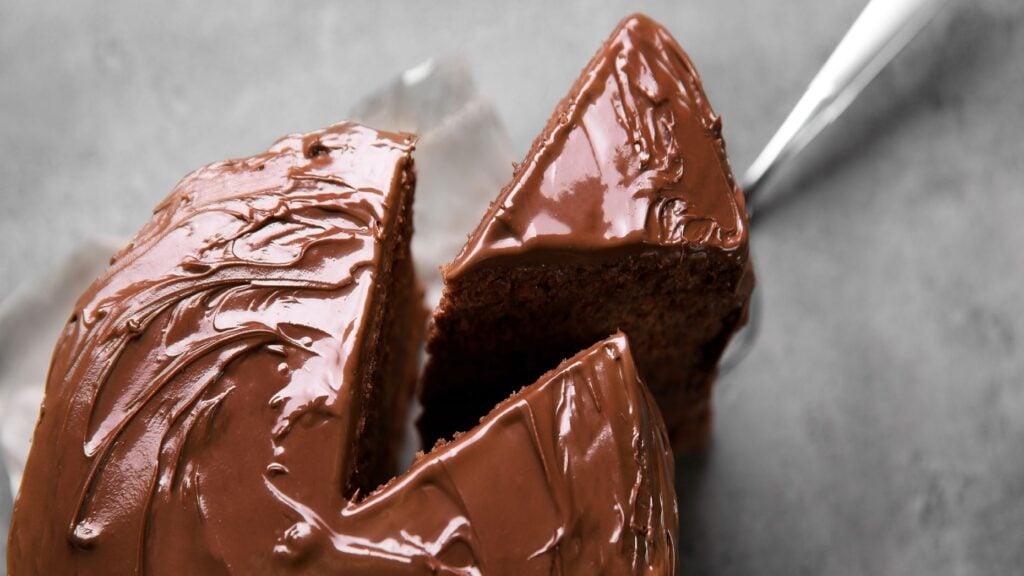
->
294 334 678 574
9 122 417 573
8 123 677 574
447 13 749 279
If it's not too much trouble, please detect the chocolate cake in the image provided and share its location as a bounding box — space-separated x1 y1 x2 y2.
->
7 122 677 574
420 13 754 452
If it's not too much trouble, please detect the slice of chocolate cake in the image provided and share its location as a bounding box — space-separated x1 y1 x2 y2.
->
8 123 424 574
420 13 754 452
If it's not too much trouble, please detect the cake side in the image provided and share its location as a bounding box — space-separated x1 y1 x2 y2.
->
446 12 749 279
344 157 424 498
7 123 421 574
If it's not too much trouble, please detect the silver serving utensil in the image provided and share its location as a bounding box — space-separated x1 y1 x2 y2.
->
719 0 953 375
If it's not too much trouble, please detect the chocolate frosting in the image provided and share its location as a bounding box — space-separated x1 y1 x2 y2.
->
8 122 677 574
447 13 749 279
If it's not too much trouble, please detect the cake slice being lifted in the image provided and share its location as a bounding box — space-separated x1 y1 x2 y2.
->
421 13 754 452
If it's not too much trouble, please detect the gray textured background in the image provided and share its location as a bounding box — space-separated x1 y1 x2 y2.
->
2 1 1023 574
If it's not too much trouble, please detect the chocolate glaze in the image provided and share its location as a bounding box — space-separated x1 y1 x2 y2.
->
9 122 417 573
8 122 677 574
447 13 749 279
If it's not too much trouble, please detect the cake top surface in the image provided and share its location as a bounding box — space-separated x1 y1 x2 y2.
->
447 13 748 279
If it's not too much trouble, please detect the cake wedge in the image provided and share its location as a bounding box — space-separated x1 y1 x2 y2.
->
420 13 754 452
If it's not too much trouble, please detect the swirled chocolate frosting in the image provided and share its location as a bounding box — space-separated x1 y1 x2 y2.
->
8 121 677 574
447 13 749 279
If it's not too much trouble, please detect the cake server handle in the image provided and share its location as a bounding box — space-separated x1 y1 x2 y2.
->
740 0 952 214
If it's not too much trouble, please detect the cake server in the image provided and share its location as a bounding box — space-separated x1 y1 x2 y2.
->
720 0 954 375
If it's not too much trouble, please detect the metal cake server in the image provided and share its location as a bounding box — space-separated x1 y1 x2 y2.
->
719 0 954 375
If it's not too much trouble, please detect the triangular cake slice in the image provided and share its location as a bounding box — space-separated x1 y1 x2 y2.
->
421 13 754 451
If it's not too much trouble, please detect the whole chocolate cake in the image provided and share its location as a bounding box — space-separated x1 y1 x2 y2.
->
7 122 677 574
420 14 754 452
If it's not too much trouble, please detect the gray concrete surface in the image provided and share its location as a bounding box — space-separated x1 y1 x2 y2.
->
2 0 1023 574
